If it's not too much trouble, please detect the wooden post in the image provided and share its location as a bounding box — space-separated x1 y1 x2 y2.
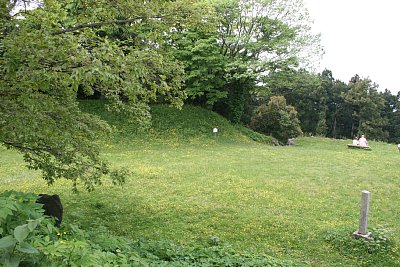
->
353 190 372 240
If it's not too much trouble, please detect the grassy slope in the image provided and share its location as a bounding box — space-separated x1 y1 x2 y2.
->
80 100 274 145
1 100 399 266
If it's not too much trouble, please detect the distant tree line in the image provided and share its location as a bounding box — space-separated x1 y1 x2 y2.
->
264 69 400 143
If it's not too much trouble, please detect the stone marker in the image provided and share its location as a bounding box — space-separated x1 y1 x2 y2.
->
353 190 372 240
287 138 295 146
213 127 218 138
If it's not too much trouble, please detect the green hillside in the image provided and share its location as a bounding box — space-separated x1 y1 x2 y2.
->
79 100 276 145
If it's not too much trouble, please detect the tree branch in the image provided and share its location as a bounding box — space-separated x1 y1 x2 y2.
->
52 16 163 35
2 140 60 156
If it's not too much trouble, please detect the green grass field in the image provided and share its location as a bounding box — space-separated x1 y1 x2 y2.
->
1 101 399 266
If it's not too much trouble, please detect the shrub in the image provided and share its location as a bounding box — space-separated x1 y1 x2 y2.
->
250 96 302 144
0 190 145 266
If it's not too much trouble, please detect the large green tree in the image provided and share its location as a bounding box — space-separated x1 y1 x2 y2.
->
269 69 327 135
164 23 226 108
218 0 322 123
169 0 322 123
321 70 353 139
0 0 212 190
380 89 400 143
342 75 388 140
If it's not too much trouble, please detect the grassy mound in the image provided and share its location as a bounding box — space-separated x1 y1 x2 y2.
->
79 100 276 145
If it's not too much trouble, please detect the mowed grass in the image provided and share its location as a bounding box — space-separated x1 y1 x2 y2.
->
1 102 399 266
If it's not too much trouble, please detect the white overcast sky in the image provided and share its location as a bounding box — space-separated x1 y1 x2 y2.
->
304 0 400 94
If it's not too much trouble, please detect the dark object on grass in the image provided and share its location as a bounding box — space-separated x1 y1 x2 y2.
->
36 194 63 227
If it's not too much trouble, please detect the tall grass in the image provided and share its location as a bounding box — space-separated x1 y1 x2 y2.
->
1 101 399 266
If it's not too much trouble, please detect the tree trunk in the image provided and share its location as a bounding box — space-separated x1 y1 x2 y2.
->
332 116 337 138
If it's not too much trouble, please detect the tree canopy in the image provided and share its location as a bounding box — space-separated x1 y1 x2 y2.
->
261 65 400 142
166 0 323 122
0 0 214 190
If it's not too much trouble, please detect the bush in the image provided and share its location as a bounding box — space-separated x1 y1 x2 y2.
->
249 96 302 144
0 190 145 266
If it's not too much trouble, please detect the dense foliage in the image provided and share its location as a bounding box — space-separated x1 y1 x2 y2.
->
265 68 400 142
1 0 324 187
249 96 302 143
177 0 323 123
0 190 144 266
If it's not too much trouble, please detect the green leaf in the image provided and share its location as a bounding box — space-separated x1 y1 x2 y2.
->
14 225 30 243
5 255 20 267
27 220 38 231
0 204 14 220
46 222 54 234
0 235 17 249
17 242 39 254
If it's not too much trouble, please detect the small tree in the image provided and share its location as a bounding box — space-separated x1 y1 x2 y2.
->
250 96 302 143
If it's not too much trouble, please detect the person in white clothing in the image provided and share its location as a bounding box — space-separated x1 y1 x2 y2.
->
352 136 359 145
359 135 368 147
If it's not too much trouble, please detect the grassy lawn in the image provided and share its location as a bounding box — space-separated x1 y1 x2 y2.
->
1 103 399 266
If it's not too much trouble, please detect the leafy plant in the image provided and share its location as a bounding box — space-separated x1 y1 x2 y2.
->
133 239 302 267
0 191 147 266
0 191 50 266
